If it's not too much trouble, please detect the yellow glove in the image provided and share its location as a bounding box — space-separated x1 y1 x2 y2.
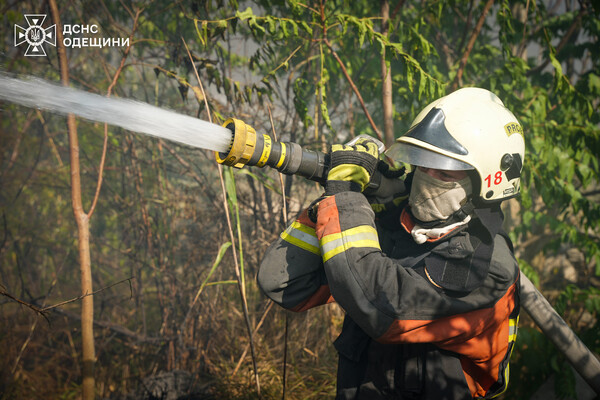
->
325 138 379 195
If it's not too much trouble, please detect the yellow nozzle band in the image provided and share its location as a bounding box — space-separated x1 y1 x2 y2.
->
276 142 287 168
215 118 257 167
256 135 272 167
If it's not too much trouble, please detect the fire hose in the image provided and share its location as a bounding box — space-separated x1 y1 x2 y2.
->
216 118 600 394
214 118 397 196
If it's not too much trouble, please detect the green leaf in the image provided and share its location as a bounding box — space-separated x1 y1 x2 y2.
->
405 63 414 92
190 241 233 305
301 21 313 35
549 52 565 90
224 166 238 218
588 73 600 94
266 16 276 34
236 7 254 21
321 101 332 130
418 69 426 100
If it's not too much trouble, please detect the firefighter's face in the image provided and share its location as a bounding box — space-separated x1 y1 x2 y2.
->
418 167 467 182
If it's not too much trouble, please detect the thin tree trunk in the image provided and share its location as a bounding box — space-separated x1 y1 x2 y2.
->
48 1 95 398
381 0 394 147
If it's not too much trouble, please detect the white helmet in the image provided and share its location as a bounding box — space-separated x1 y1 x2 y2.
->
386 87 525 203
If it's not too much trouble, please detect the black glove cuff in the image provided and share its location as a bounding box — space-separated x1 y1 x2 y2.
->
377 161 406 178
307 195 327 223
325 180 362 196
330 152 379 175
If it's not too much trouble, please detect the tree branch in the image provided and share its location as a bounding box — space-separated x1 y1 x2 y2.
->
527 6 588 76
390 0 407 20
88 8 141 219
0 287 50 322
451 0 495 90
456 0 477 53
41 277 133 312
182 37 261 396
323 38 384 141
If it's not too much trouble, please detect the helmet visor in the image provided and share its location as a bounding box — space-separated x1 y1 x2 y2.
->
385 142 474 171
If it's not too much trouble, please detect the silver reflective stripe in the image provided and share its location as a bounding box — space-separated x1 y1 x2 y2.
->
281 221 319 254
320 225 380 262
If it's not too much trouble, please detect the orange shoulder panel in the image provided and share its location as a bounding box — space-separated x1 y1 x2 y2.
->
296 208 317 229
377 281 517 397
316 196 342 238
290 284 335 312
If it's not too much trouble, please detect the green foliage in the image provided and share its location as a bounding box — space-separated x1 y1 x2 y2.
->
191 1 444 142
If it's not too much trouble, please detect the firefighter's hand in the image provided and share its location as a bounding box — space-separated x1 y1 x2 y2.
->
325 138 379 195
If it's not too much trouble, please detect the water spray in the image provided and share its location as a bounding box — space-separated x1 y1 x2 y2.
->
0 73 233 153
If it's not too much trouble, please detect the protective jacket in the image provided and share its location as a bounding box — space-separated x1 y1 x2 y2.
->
258 190 519 399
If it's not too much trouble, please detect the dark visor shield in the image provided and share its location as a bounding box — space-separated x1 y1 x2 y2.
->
385 142 474 170
405 107 468 156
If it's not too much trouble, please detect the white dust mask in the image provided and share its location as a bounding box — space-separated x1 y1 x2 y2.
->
408 168 472 223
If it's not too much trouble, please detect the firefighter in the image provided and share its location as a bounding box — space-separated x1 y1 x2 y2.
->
258 87 525 399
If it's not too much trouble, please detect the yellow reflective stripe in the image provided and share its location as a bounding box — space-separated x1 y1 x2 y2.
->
256 135 272 167
320 225 379 247
508 316 519 342
290 221 315 235
490 364 510 399
276 142 286 168
281 232 319 254
489 316 520 399
321 225 380 262
280 221 319 255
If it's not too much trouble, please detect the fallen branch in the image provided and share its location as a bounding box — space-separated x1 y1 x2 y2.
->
0 277 133 318
50 305 164 343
